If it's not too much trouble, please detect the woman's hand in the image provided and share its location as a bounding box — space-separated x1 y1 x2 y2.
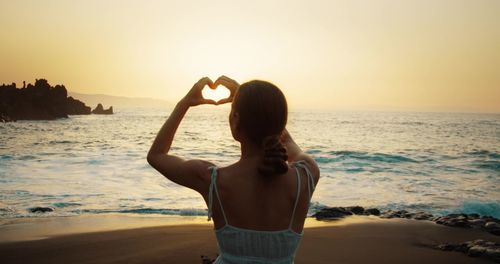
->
214 75 240 105
181 77 217 107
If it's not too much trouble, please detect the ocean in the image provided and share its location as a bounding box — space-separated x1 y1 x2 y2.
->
0 107 499 219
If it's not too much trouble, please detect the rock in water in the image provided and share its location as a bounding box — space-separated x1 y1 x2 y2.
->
67 96 91 115
92 103 113 114
29 206 55 213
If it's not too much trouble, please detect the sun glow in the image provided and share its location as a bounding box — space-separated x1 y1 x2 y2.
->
202 85 230 103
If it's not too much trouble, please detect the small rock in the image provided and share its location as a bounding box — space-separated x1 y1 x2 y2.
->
485 222 500 230
436 243 457 251
439 218 471 228
468 245 487 257
469 219 486 228
403 212 415 219
448 213 468 218
380 210 409 219
313 207 353 220
413 212 433 220
29 206 54 213
365 208 380 216
468 213 480 219
346 206 364 215
470 239 486 246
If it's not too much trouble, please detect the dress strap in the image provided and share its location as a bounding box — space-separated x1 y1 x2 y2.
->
288 164 302 229
288 160 316 230
294 160 316 202
207 166 228 224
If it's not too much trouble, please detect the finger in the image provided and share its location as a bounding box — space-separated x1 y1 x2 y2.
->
201 99 217 105
214 76 231 86
216 97 233 105
221 75 239 87
219 75 233 82
209 81 218 89
197 77 213 90
206 78 214 89
214 78 236 91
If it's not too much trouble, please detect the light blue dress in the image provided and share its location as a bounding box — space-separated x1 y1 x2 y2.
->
207 161 316 264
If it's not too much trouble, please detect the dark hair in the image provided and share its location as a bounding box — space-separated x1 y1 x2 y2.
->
233 80 288 177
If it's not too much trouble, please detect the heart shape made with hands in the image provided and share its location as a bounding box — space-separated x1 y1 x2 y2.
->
202 84 231 103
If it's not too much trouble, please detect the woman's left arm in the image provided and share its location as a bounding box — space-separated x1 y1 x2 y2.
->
147 77 217 193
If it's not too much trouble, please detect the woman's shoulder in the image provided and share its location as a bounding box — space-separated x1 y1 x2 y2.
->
289 157 320 184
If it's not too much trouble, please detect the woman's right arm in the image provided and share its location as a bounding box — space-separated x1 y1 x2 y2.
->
282 129 320 182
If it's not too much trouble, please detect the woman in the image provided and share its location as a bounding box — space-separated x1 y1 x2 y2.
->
147 76 320 263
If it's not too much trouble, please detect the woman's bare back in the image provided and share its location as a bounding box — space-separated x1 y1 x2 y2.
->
206 158 314 233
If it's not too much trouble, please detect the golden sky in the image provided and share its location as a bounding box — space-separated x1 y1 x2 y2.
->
1 0 499 112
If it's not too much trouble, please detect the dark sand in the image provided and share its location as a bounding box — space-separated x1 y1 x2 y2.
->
0 215 498 264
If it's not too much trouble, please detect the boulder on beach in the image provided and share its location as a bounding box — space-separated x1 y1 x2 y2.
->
313 206 500 236
0 79 91 121
313 207 353 220
91 103 113 115
313 206 383 220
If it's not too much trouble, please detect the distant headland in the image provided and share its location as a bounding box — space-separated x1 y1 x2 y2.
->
0 79 113 122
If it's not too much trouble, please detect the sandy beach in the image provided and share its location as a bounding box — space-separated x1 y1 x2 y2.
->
1 215 498 264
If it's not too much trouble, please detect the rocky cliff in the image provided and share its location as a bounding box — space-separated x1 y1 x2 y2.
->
0 79 91 122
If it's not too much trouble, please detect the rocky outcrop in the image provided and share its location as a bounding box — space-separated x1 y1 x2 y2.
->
379 210 434 220
380 210 500 235
434 239 500 263
0 79 91 121
91 103 113 115
312 206 381 220
433 214 500 235
314 206 500 236
67 96 91 115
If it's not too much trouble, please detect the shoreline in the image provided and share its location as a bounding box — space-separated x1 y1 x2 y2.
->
1 215 499 263
0 213 375 243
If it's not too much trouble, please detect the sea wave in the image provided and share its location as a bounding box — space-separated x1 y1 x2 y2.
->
314 150 418 164
465 150 500 159
52 202 82 208
440 201 500 218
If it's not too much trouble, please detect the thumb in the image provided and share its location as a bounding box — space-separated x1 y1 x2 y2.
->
201 99 217 105
216 98 232 105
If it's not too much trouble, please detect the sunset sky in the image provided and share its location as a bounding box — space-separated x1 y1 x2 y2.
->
1 0 499 112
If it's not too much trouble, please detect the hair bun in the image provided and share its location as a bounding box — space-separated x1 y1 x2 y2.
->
258 134 288 177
